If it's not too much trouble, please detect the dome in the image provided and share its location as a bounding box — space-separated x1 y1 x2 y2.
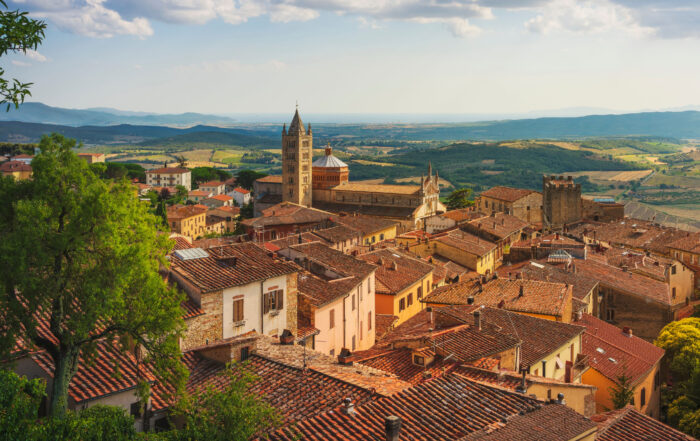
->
312 146 348 168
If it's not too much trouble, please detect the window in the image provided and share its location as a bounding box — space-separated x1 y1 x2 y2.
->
380 233 385 241
672 287 677 299
329 349 335 356
641 388 646 406
368 312 372 330
130 402 142 418
606 308 615 321
241 346 250 361
233 299 244 322
672 265 677 275
407 293 413 306
417 285 423 299
352 336 356 351
360 323 363 340
655 371 660 389
263 290 283 314
399 298 406 312
352 294 356 311
329 309 335 328
413 355 425 366
541 360 547 377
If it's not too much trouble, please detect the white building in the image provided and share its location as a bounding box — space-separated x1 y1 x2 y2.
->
146 167 192 191
199 181 225 196
228 187 252 206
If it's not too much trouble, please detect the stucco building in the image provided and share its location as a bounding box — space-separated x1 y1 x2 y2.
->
146 167 192 191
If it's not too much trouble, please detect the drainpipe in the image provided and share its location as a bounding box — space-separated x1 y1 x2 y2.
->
260 281 265 335
343 295 347 349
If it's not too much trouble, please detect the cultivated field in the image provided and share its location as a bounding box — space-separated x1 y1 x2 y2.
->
567 170 653 182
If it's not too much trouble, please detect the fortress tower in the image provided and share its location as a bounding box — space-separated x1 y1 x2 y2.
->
543 175 582 231
282 107 313 207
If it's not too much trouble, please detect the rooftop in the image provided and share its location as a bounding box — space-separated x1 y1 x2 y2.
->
0 160 32 172
333 182 422 195
166 204 207 220
576 313 664 385
232 187 250 194
357 248 433 295
479 186 539 202
147 167 190 174
265 232 322 251
188 190 211 196
312 201 418 219
569 219 690 255
667 232 700 254
435 229 498 257
512 233 583 249
199 180 224 187
518 262 599 301
442 208 486 223
170 243 298 293
466 212 530 240
312 148 348 168
209 194 232 201
255 175 282 184
334 214 398 236
312 224 361 243
352 347 457 385
242 202 333 228
592 406 695 441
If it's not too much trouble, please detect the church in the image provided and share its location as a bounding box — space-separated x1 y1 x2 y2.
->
253 108 445 229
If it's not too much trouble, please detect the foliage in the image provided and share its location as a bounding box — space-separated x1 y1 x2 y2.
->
445 188 474 210
191 166 232 186
40 406 138 441
241 151 277 164
608 371 635 410
0 141 35 156
166 362 280 441
236 169 267 190
0 369 45 441
0 1 46 109
239 201 254 219
655 318 700 379
0 134 186 416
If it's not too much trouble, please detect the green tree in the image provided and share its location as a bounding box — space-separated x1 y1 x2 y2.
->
608 371 635 409
191 167 232 187
41 406 139 441
235 169 267 190
156 200 169 226
0 370 45 441
445 188 474 210
656 318 700 379
0 1 46 109
168 363 280 441
0 134 186 417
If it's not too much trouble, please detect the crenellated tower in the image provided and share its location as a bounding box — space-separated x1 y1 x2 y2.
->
282 107 313 207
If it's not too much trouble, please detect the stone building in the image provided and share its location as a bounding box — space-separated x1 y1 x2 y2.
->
581 195 625 222
543 175 582 231
476 186 543 225
254 108 445 229
282 107 313 207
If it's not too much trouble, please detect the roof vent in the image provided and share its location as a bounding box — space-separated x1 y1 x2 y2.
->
342 397 356 416
338 347 353 365
391 261 398 271
385 416 402 441
622 327 633 337
556 393 565 405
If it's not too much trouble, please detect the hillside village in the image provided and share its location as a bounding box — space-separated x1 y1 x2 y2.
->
4 110 699 440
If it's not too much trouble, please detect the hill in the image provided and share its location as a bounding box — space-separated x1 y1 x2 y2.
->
0 102 240 127
137 131 277 149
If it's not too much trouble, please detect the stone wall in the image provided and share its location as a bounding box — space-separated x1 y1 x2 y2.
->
543 176 582 230
581 199 625 222
598 285 673 341
285 273 298 334
181 290 223 351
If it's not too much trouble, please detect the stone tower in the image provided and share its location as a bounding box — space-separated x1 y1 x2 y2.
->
543 175 582 231
282 107 313 207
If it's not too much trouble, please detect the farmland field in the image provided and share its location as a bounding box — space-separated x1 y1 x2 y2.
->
566 170 653 182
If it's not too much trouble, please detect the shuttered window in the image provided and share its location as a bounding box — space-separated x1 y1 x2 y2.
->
233 299 244 322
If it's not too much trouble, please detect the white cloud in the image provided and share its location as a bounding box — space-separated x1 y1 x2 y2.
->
525 0 653 37
175 58 287 74
12 60 32 67
24 49 47 62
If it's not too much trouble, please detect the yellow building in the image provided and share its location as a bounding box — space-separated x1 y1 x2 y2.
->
358 248 434 325
167 204 207 240
577 313 665 418
0 160 32 180
335 214 398 246
77 152 105 164
668 233 700 291
401 229 498 275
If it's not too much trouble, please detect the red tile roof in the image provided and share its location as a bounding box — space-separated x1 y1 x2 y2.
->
573 259 672 305
266 232 322 251
233 187 250 194
188 190 211 197
466 212 529 240
576 314 664 384
32 339 155 405
480 186 539 202
569 219 689 255
170 243 298 293
436 229 498 257
297 270 361 308
668 232 700 254
181 298 204 319
255 175 282 183
268 373 558 441
592 406 694 441
459 402 596 440
170 235 193 250
0 160 32 172
353 347 457 385
288 241 376 280
242 202 332 228
199 181 224 187
518 262 599 301
357 248 433 295
312 224 361 243
375 314 398 340
209 194 232 201
167 204 207 220
334 214 398 236
147 167 190 174
442 208 486 223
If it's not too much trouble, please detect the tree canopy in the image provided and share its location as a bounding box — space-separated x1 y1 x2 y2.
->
445 188 474 210
0 134 186 416
235 169 267 190
0 0 46 109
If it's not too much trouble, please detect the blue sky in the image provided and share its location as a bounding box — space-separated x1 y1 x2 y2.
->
4 0 700 116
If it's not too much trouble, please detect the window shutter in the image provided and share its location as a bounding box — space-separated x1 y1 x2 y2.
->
277 290 284 309
263 292 270 314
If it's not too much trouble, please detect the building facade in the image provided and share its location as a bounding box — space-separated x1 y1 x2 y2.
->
543 175 582 231
146 167 192 191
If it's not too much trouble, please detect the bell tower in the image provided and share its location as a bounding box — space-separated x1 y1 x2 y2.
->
282 106 313 207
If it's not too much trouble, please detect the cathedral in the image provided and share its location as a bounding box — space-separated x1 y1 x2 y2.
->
254 108 445 228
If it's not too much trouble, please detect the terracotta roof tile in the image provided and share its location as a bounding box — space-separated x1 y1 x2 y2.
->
199 181 224 187
442 208 486 223
170 243 298 293
242 202 332 228
436 229 498 257
147 167 190 174
480 186 539 202
668 233 700 254
353 347 458 385
181 298 204 319
0 160 32 172
466 212 529 240
333 182 421 195
255 175 282 183
311 224 361 243
518 262 599 301
375 314 398 340
568 219 689 255
334 215 398 236
209 194 232 201
592 406 694 441
288 241 376 280
233 187 250 194
357 248 433 295
167 204 207 220
573 259 671 305
576 314 664 384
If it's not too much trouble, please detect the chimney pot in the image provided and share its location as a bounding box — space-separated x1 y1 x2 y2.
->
385 416 402 441
519 284 524 297
342 397 356 416
467 296 475 305
623 327 633 337
474 310 482 331
556 393 565 404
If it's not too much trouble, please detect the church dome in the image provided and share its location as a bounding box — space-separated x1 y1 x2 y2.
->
312 145 348 168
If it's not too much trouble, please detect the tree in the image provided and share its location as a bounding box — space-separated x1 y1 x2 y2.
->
445 188 474 210
655 318 700 379
168 363 280 441
608 371 635 409
0 370 45 441
235 169 267 190
0 1 46 109
0 134 186 417
156 200 169 226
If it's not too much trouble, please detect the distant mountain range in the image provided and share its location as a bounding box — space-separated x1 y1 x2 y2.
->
0 102 240 127
1 102 700 145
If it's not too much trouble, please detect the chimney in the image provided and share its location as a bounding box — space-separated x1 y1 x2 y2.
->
622 327 633 337
280 329 294 345
391 261 398 271
342 397 356 416
467 296 475 305
337 347 353 365
427 306 434 327
378 257 384 266
556 393 566 405
555 232 560 240
473 310 482 331
519 284 524 297
385 416 401 441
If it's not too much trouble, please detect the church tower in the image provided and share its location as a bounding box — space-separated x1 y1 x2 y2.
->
282 107 313 207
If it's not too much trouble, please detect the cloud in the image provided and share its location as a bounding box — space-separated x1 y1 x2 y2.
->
12 60 32 67
175 58 287 74
525 0 653 37
24 49 47 62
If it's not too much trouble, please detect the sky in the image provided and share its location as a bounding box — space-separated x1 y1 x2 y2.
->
4 0 700 117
